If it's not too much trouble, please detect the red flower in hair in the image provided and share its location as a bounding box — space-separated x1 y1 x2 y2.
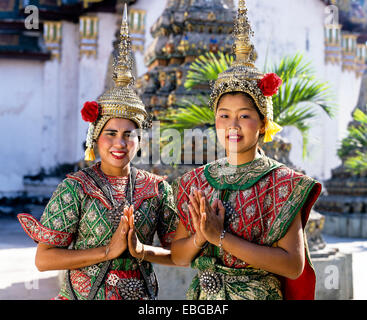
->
81 101 99 123
258 73 283 97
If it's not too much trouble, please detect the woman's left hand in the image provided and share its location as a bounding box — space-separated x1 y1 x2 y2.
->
127 208 145 260
196 191 225 246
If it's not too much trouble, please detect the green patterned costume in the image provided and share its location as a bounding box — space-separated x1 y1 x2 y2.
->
18 163 178 300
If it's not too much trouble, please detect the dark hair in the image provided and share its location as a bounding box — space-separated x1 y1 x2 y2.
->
217 91 265 120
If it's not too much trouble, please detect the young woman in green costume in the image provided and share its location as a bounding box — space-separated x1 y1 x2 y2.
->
17 5 178 300
171 1 321 300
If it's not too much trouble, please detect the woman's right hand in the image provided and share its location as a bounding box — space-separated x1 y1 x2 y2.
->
105 206 132 260
189 189 207 248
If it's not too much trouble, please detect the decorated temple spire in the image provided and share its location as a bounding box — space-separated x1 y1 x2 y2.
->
233 0 256 67
113 3 134 87
138 0 235 115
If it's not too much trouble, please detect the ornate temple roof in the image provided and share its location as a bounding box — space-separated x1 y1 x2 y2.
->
321 0 367 33
138 0 235 117
0 0 136 59
145 0 234 67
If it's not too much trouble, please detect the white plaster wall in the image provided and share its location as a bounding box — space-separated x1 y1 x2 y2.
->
58 21 80 165
336 70 362 141
39 21 80 172
130 0 167 76
318 63 363 178
0 60 44 192
40 21 80 169
41 59 59 173
243 0 362 180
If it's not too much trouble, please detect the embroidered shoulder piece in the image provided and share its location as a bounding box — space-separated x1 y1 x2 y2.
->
133 169 166 208
67 163 166 210
204 156 283 190
173 165 210 233
17 213 73 247
265 172 320 245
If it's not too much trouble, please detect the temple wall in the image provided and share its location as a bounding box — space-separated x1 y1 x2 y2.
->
0 13 117 193
130 0 167 77
0 0 364 193
57 22 80 166
242 0 362 181
0 60 44 193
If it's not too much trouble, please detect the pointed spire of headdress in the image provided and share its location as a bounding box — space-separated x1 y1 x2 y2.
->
113 3 134 87
209 0 283 143
232 0 256 67
82 3 149 162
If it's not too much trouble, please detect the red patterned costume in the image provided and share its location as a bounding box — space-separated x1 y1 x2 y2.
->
171 1 323 300
173 156 321 300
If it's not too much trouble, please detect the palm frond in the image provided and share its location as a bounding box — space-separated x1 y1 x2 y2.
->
338 108 367 167
268 52 315 80
161 96 215 133
270 53 335 153
276 105 315 157
185 52 233 89
345 151 367 175
354 108 367 124
274 77 335 121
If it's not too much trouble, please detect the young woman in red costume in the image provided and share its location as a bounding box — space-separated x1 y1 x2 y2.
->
171 1 321 300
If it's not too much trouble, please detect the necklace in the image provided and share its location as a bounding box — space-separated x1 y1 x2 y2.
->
105 175 128 201
88 164 134 229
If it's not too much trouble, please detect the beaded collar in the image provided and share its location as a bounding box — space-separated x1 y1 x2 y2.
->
94 164 129 202
204 155 283 191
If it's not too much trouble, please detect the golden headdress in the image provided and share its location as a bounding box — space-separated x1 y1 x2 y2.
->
82 3 148 161
209 0 282 142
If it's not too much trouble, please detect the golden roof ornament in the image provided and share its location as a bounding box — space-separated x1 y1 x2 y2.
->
81 3 149 162
210 0 283 143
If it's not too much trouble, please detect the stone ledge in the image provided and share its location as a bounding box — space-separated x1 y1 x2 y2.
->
320 212 367 238
313 250 353 300
154 264 197 300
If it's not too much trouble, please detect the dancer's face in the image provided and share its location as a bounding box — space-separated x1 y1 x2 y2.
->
97 118 139 176
215 93 265 158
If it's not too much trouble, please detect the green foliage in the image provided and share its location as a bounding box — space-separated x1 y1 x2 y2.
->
267 53 335 157
345 152 367 175
338 108 367 175
185 52 234 89
163 95 215 133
